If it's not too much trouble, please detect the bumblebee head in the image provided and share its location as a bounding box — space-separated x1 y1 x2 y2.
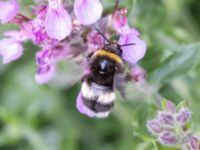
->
95 28 135 56
104 42 122 56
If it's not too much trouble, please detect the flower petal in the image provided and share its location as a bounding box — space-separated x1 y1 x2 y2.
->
176 108 191 125
146 119 163 135
35 65 56 84
74 0 103 25
45 6 72 40
0 0 19 24
119 32 146 64
131 65 146 82
159 131 178 146
0 38 23 64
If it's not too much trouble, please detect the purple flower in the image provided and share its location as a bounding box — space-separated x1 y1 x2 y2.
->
112 8 130 34
159 131 178 146
131 65 146 82
146 119 163 135
166 100 176 113
118 29 147 64
0 0 19 24
74 0 103 25
188 136 199 150
158 112 174 126
87 30 105 52
0 30 27 64
34 42 76 84
176 108 191 125
35 48 56 84
31 5 49 44
45 0 72 40
0 38 23 64
35 64 56 84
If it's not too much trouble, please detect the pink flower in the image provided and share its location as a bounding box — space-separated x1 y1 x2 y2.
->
0 30 27 64
118 30 146 64
45 0 72 40
34 43 77 84
35 64 56 84
159 131 178 146
0 0 19 24
176 108 191 125
112 8 130 34
188 136 199 150
131 65 146 82
87 30 105 52
147 119 163 135
74 0 103 25
0 38 23 64
35 48 56 84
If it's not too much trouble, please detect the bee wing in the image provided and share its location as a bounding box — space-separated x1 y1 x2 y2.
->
113 72 132 100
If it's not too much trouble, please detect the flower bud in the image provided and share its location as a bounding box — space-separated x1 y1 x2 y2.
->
158 112 174 126
112 8 129 34
131 65 146 82
166 100 176 113
159 131 178 146
146 119 163 135
176 108 191 125
188 136 199 150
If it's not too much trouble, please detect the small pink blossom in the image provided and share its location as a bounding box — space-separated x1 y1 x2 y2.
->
45 0 72 40
131 65 146 82
119 30 146 64
74 0 103 25
188 136 200 150
0 0 19 24
0 30 27 64
147 119 163 135
35 64 56 84
0 38 23 64
159 131 178 146
166 100 176 113
112 8 130 34
87 30 105 52
176 108 191 125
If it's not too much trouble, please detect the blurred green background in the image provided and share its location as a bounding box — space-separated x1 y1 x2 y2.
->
1 0 200 150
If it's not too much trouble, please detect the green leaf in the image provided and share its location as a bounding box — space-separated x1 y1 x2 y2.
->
149 43 200 86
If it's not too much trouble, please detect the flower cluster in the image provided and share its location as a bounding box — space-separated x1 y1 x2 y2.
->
0 0 146 84
0 0 147 116
147 100 200 150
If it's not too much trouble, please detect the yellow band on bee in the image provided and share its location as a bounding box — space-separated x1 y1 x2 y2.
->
94 50 122 63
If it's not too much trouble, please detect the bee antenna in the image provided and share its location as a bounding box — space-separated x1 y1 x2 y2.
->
95 28 111 44
120 43 135 47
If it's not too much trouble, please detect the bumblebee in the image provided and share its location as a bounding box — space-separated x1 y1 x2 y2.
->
79 29 133 118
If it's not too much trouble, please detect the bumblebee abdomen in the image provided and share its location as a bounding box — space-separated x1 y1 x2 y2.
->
81 82 115 117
